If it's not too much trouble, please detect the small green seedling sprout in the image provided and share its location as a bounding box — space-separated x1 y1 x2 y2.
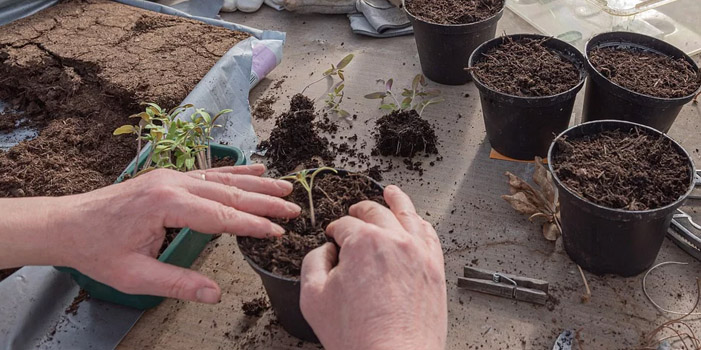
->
114 103 231 176
301 54 355 119
364 74 443 116
280 167 339 227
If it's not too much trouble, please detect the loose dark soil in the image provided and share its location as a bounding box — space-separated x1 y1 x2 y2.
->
0 0 248 198
252 95 278 121
552 127 691 210
258 94 335 175
589 47 701 98
238 173 384 278
242 297 270 317
373 109 439 158
472 37 581 97
65 289 90 315
405 0 504 25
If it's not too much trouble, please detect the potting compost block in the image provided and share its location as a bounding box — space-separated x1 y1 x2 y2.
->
0 1 699 350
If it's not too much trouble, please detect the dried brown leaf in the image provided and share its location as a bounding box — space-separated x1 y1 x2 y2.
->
533 157 557 206
542 222 560 241
502 192 540 216
505 171 535 195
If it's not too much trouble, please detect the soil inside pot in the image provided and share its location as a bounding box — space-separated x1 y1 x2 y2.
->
405 0 504 25
552 127 690 210
258 94 335 176
0 0 248 198
589 47 701 98
472 37 581 97
372 109 439 158
238 173 385 278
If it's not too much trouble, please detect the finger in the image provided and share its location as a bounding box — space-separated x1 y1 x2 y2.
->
114 254 221 304
349 200 403 231
165 193 286 238
326 215 380 247
383 185 422 234
301 243 337 290
207 163 266 176
185 180 300 219
192 172 293 197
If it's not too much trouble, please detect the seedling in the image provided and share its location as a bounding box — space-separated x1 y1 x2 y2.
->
301 54 354 119
280 167 339 227
114 103 231 176
365 74 443 116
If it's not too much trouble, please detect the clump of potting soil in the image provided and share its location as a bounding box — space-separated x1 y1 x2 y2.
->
0 0 248 198
242 297 270 317
589 47 701 98
472 37 581 97
552 127 691 210
238 172 384 278
258 94 335 175
405 0 504 25
252 95 278 121
373 110 439 158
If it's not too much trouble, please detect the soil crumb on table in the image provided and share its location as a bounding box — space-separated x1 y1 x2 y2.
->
258 94 335 175
472 37 581 97
242 297 270 317
552 127 691 210
65 289 90 315
252 95 279 121
589 47 701 98
0 0 248 198
239 173 384 278
373 109 439 158
405 0 504 25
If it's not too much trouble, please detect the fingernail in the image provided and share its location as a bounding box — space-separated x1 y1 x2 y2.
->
276 180 294 191
286 202 301 213
196 287 220 304
272 224 286 236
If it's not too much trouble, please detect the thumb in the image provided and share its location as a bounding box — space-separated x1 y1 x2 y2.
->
115 254 222 304
301 243 337 291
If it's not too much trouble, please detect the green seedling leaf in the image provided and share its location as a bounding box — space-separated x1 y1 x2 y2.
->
336 54 354 70
401 97 412 109
113 125 137 135
338 110 351 118
365 92 387 99
412 74 421 91
338 71 345 81
386 78 394 92
380 103 397 111
334 84 345 94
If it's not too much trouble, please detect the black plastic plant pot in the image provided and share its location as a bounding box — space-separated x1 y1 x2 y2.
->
403 0 504 85
237 169 384 342
582 32 701 133
548 120 696 277
468 34 587 160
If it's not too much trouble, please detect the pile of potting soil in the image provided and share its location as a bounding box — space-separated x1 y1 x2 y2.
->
238 173 384 278
258 94 335 175
372 109 439 158
552 127 691 210
472 37 581 97
405 0 504 25
0 0 248 197
241 297 270 317
589 47 701 98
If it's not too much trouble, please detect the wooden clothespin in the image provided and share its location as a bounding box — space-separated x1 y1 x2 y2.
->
458 266 549 305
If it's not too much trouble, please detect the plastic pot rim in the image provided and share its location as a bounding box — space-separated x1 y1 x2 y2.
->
468 33 588 103
584 31 701 104
402 0 505 29
237 168 384 282
547 119 696 216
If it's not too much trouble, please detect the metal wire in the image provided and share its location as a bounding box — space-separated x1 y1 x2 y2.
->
642 261 701 316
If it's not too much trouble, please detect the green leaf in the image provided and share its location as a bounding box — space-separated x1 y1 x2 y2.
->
336 54 354 69
338 110 351 118
385 78 393 92
401 97 412 109
113 125 136 135
185 157 195 170
338 71 345 81
412 74 421 91
365 92 387 99
380 104 397 111
334 84 345 94
419 74 427 86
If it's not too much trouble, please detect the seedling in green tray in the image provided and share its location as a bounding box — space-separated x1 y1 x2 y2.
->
114 103 231 176
365 74 443 116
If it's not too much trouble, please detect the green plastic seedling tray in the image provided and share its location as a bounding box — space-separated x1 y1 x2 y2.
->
55 143 246 310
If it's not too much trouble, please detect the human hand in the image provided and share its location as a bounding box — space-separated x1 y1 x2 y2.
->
300 185 447 350
6 164 300 304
